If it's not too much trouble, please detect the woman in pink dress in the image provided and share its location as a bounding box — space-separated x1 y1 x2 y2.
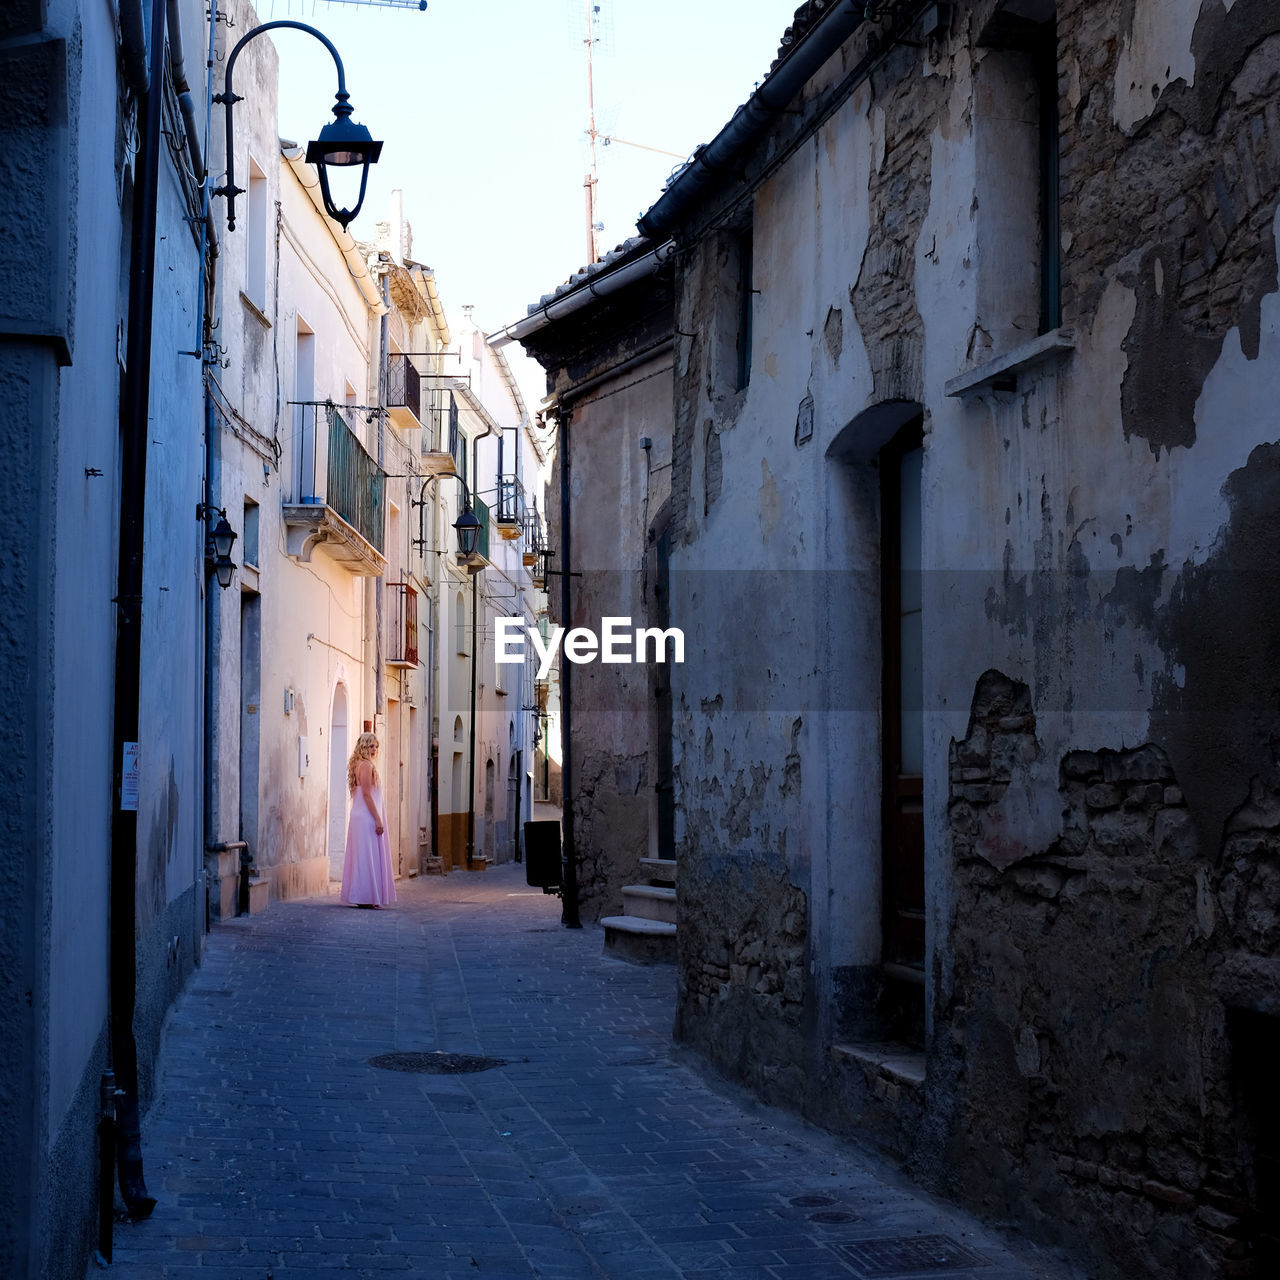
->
341 732 397 908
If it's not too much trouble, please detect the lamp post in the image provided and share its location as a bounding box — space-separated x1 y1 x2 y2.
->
213 21 383 231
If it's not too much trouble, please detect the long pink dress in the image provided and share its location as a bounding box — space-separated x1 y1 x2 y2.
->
341 782 397 906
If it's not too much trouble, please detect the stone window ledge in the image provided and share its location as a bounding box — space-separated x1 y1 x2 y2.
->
832 1041 926 1088
944 326 1075 398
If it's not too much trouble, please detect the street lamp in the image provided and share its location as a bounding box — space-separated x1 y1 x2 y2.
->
199 505 238 589
214 21 383 231
453 506 481 558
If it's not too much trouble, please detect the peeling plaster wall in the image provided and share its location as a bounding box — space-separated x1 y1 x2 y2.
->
666 1 1280 1274
560 355 674 919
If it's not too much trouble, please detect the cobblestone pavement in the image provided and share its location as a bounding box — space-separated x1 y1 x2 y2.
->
107 864 1074 1280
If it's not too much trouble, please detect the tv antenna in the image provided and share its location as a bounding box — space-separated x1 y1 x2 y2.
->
579 2 685 264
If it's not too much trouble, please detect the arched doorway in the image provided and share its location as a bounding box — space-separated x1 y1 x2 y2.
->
327 683 349 881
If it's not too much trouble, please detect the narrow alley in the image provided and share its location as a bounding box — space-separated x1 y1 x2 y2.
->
107 865 1070 1280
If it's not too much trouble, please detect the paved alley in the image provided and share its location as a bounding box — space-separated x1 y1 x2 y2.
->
106 865 1073 1280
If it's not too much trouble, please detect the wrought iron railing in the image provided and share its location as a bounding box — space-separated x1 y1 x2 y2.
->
386 581 419 666
386 354 422 425
297 405 385 554
495 474 524 528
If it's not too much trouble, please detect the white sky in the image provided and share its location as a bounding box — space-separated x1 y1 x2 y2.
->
266 0 800 404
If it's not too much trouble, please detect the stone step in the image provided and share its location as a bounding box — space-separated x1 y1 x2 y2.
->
621 883 677 924
601 915 677 966
638 857 677 885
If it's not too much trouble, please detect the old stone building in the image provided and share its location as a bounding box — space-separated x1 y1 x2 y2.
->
519 0 1280 1275
494 238 679 933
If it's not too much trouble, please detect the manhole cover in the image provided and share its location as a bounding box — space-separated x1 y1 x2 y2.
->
368 1052 508 1074
834 1235 988 1277
790 1194 837 1208
809 1210 857 1224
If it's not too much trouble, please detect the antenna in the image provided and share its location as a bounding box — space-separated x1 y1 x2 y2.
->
583 0 601 264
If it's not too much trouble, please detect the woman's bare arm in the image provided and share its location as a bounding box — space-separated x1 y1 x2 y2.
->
356 759 384 834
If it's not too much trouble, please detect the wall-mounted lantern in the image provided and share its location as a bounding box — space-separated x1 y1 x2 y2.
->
453 506 481 558
199 504 238 589
214 21 382 231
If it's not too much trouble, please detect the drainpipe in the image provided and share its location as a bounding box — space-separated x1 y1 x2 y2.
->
467 573 478 868
556 407 581 928
465 404 495 869
118 0 149 98
108 0 166 1223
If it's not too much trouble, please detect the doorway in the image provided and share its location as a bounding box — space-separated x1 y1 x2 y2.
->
239 593 261 859
328 683 349 880
880 421 925 1041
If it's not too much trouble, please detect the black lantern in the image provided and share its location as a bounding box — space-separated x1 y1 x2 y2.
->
202 510 238 590
454 506 481 558
210 515 237 562
215 22 382 232
305 99 383 230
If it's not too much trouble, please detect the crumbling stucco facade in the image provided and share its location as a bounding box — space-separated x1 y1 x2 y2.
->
639 1 1280 1275
515 243 676 921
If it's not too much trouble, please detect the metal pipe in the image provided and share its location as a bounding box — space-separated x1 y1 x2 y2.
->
215 21 350 230
463 405 496 869
109 0 167 1223
118 0 149 97
557 408 581 927
467 573 478 868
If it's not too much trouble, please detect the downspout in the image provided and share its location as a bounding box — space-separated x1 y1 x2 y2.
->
201 391 218 917
109 0 166 1224
465 406 496 869
376 273 389 722
119 0 149 98
556 408 581 927
467 574 478 868
165 0 220 358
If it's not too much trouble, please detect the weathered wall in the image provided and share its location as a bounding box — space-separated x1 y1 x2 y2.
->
523 266 675 921
2 0 210 1273
664 0 1280 1274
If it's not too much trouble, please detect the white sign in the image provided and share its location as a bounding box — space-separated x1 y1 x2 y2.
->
121 742 140 812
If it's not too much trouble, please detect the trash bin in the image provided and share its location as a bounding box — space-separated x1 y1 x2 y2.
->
524 820 562 889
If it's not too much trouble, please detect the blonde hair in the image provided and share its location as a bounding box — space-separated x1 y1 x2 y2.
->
347 731 380 793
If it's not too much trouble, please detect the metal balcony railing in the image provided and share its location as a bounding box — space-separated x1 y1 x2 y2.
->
386 581 419 667
386 354 422 426
297 405 385 554
495 475 524 529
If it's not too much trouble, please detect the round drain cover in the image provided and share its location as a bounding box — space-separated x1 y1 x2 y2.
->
369 1051 508 1074
789 1194 837 1208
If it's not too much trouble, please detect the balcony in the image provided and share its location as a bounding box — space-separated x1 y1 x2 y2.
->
386 354 422 435
421 384 459 478
495 475 524 541
283 405 387 576
386 581 419 668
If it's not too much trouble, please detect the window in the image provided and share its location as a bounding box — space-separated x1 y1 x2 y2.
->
242 499 259 569
245 156 268 311
975 1 1060 350
295 319 316 501
455 590 467 655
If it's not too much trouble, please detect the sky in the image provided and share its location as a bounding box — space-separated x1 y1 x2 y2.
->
265 0 801 405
